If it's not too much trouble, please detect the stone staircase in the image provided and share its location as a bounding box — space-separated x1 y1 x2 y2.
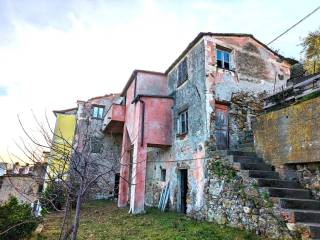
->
228 150 320 239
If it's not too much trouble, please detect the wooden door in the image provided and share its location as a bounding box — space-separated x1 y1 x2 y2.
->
215 104 229 150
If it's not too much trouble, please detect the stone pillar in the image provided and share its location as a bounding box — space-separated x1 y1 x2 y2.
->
118 128 131 208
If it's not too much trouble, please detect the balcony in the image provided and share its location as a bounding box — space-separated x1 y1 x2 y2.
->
102 104 125 134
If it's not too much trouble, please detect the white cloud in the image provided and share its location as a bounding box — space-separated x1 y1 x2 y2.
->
0 0 319 162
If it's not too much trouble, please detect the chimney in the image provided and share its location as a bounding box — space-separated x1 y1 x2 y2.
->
13 162 20 174
22 163 30 174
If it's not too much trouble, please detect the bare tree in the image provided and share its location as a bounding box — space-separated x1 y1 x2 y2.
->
0 112 135 240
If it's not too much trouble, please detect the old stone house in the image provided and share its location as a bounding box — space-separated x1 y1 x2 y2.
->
102 32 292 214
51 94 123 200
52 33 320 238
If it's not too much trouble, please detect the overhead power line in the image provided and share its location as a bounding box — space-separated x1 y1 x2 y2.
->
267 5 320 45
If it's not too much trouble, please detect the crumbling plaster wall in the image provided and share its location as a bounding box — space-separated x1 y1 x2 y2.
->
145 39 208 213
204 36 290 149
0 176 40 204
75 95 123 200
209 36 290 100
145 35 291 217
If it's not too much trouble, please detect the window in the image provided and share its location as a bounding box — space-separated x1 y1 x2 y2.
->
91 137 103 153
177 58 188 86
92 106 104 119
177 109 188 135
161 169 166 182
216 48 231 70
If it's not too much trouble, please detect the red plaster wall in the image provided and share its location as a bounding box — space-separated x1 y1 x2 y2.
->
124 71 171 146
136 72 167 96
112 104 125 122
142 97 173 147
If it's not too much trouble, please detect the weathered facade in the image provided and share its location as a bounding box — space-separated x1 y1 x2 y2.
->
254 96 320 166
0 162 47 215
51 94 123 200
49 32 320 238
101 33 292 215
109 71 174 214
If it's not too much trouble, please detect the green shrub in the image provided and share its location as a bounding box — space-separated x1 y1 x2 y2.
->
0 197 38 240
40 182 66 213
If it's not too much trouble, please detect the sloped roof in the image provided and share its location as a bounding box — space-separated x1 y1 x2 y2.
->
165 32 296 74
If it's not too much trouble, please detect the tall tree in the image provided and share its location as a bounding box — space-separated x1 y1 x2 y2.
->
301 27 320 74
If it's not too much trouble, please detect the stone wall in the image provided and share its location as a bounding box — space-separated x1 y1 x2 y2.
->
145 39 208 213
253 96 320 200
253 96 320 166
203 152 297 239
0 175 41 205
203 35 290 151
75 95 123 200
296 163 320 200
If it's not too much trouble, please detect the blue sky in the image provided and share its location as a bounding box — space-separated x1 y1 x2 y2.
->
0 0 319 162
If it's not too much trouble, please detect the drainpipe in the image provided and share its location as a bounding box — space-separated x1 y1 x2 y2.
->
138 98 145 147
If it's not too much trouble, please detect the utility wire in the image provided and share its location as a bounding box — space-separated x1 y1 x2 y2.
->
267 5 320 45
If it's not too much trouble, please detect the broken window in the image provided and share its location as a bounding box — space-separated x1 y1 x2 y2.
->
161 169 166 182
177 58 188 87
92 105 104 119
90 137 103 153
216 48 231 70
177 109 188 135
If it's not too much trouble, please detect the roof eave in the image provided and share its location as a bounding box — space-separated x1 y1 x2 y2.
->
120 69 165 96
165 32 291 74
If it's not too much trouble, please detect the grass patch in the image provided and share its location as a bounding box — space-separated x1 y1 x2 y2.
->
31 200 260 240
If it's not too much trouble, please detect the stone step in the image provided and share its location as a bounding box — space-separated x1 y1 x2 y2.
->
257 179 303 189
296 223 320 239
238 142 254 147
280 198 320 211
238 143 255 152
310 224 320 239
293 210 320 223
240 163 272 171
233 155 264 164
248 170 280 179
268 188 312 199
227 151 256 157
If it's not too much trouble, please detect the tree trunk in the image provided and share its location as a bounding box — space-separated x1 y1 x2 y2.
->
71 194 82 240
59 195 70 240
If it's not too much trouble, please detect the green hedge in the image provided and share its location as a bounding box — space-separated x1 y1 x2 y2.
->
0 197 38 240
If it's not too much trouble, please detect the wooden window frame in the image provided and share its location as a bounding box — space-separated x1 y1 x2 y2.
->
216 46 232 70
177 58 188 87
177 109 189 135
91 105 105 119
